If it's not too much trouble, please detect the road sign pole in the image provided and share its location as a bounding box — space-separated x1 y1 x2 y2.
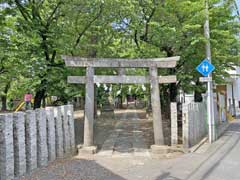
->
204 0 216 143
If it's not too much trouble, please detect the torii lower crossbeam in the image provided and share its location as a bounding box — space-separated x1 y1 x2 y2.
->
63 55 180 149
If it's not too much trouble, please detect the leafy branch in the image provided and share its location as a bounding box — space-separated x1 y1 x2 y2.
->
73 2 104 49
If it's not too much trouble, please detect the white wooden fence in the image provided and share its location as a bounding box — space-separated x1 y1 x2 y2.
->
0 105 75 180
182 102 208 148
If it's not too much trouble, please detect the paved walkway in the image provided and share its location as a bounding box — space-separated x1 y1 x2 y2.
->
21 117 240 180
97 109 151 157
73 109 154 152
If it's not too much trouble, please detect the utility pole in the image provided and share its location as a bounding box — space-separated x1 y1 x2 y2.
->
204 0 216 143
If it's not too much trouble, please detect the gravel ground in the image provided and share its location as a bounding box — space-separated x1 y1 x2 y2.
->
20 157 126 180
20 151 185 180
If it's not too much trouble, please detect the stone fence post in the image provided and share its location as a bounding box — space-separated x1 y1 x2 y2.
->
25 110 37 173
36 109 48 167
13 112 26 177
54 106 64 158
171 102 178 146
61 106 71 154
67 105 76 154
46 107 56 161
0 114 14 180
182 104 190 149
0 105 75 179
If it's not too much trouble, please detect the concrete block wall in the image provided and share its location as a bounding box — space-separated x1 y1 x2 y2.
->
182 102 208 148
0 105 75 180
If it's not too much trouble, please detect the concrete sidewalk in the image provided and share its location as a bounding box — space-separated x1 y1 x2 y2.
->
21 120 240 180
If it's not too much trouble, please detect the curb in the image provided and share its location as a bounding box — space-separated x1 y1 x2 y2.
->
189 137 208 153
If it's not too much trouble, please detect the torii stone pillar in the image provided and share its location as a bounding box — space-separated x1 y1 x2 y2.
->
84 66 95 147
150 66 164 145
63 55 180 154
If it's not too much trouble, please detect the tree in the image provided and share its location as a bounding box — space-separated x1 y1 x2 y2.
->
0 5 30 110
113 0 240 102
1 0 239 110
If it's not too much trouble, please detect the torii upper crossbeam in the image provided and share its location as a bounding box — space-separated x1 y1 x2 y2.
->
63 55 180 148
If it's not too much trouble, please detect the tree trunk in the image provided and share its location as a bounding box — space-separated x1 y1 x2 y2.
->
1 82 10 111
1 95 7 111
169 68 177 102
194 91 203 102
42 95 46 108
169 83 177 102
194 81 203 102
34 88 46 109
120 95 123 109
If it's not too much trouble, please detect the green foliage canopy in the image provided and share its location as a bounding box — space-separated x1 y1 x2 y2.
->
0 0 239 109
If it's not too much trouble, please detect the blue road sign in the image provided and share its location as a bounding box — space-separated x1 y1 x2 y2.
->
196 59 215 77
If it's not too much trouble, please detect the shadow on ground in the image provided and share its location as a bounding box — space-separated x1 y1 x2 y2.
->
156 172 182 180
21 158 126 180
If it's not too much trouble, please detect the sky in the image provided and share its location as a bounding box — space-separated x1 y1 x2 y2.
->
237 0 240 11
235 0 240 19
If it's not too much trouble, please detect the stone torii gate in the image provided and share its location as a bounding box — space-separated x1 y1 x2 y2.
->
62 55 180 153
